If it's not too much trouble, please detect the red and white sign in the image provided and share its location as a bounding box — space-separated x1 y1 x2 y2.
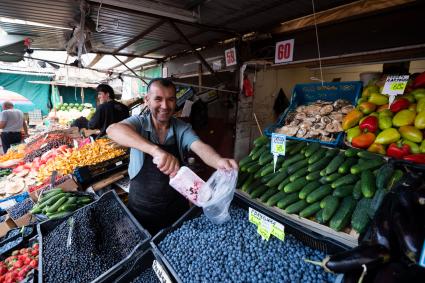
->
274 39 294 64
225 47 237 67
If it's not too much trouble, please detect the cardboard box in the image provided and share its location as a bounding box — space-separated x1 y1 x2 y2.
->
13 212 37 227
0 216 17 238
30 176 80 202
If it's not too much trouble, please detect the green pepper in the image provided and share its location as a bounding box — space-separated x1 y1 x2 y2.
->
362 85 379 98
368 92 389 106
420 140 425 153
378 109 393 118
378 115 392 130
411 88 425 101
417 98 425 113
402 140 420 154
346 126 361 143
392 109 416 127
415 110 425 129
375 128 401 145
399 125 423 143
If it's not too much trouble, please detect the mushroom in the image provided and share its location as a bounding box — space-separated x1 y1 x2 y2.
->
297 128 307 138
295 112 307 120
320 104 334 115
277 126 298 136
329 112 344 122
341 105 355 114
321 116 332 125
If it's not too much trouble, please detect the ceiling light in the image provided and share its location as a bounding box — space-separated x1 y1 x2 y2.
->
0 17 72 30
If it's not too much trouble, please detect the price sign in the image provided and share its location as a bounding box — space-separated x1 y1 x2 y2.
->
225 47 237 67
382 75 409 96
152 260 172 283
420 241 425 268
248 207 285 241
271 133 287 156
275 39 294 64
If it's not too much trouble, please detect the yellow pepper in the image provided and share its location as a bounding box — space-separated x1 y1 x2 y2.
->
342 109 364 131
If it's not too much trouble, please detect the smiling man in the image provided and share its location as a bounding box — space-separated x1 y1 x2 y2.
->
107 78 238 234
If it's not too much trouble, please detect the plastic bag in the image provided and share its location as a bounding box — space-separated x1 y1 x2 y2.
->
198 169 238 224
169 166 205 206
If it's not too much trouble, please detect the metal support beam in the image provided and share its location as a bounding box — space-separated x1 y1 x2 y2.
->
87 53 103 67
113 20 165 53
169 21 220 83
113 55 148 85
110 57 135 69
94 50 160 60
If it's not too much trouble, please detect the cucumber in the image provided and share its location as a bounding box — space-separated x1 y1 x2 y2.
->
46 196 69 213
30 204 42 214
247 163 262 173
237 171 249 188
249 145 264 157
333 185 354 198
325 172 343 183
259 151 273 165
361 170 376 198
308 157 332 172
338 158 358 174
319 176 328 184
251 146 268 160
285 200 309 214
300 202 321 218
344 148 360 157
287 159 308 174
350 159 385 174
306 170 321 181
260 163 275 177
320 195 333 209
357 151 383 160
325 148 339 158
289 167 309 182
375 163 394 190
299 181 321 199
331 174 359 189
245 179 263 194
239 155 253 167
368 189 387 218
306 185 332 204
39 188 63 202
281 153 304 171
254 166 265 179
284 178 308 193
42 193 67 207
253 136 269 147
63 196 77 206
320 169 327 177
325 153 345 175
260 188 278 203
250 186 268 198
261 172 279 184
386 169 404 190
58 203 78 212
351 198 372 234
48 211 73 220
304 142 321 157
240 160 257 172
329 196 356 231
352 180 362 200
266 171 288 187
277 177 291 191
241 174 255 192
315 209 325 224
308 148 327 164
322 196 340 222
288 142 306 155
266 191 287 207
276 192 299 209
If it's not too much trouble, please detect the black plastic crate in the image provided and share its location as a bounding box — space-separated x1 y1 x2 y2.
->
0 225 36 258
37 190 151 283
150 194 349 283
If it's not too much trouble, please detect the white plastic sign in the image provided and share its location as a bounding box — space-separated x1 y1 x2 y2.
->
382 75 409 106
249 207 285 241
152 260 172 283
225 47 237 67
275 39 294 64
271 133 287 172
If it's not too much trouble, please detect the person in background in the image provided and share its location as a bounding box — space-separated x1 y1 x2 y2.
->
88 84 129 137
107 78 238 235
0 101 28 153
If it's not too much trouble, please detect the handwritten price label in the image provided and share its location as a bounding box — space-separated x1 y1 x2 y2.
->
383 75 409 95
249 208 285 241
271 133 286 156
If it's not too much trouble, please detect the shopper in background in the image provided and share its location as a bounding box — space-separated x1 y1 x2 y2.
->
107 78 238 235
88 84 130 138
0 101 28 153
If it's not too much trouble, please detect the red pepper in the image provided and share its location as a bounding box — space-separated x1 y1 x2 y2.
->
386 142 411 159
403 153 425 164
359 116 379 133
389 98 410 113
351 132 376 149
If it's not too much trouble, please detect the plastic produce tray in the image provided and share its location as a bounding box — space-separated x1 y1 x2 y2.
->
37 190 151 283
264 81 362 146
150 194 349 283
0 192 29 212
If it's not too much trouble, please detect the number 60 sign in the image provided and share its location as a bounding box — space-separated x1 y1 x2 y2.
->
275 39 294 64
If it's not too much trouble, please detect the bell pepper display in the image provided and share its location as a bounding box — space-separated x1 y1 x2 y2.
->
368 143 386 155
392 109 416 127
378 115 392 130
411 88 425 100
398 125 423 143
415 110 425 129
368 93 389 106
417 98 425 113
342 109 363 131
358 101 376 114
359 116 378 133
352 132 376 149
375 128 401 145
389 98 410 113
378 109 393 118
346 126 361 142
386 142 411 159
403 153 425 164
402 140 420 154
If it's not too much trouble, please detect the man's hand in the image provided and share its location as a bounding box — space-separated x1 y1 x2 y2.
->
216 158 239 171
152 147 180 177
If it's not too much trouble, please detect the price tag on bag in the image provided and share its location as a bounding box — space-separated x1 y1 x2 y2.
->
152 260 172 283
271 133 286 173
382 75 409 106
248 207 285 241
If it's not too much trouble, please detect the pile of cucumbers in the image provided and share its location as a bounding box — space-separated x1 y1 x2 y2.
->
30 188 94 220
238 137 404 234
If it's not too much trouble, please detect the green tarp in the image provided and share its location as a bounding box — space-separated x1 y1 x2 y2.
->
57 86 97 107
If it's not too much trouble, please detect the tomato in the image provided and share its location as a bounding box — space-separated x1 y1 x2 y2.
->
29 260 37 269
0 267 7 276
12 261 22 269
24 258 31 265
32 243 39 250
31 249 38 256
19 249 26 255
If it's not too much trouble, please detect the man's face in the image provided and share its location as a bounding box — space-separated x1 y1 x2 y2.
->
146 83 176 124
97 91 109 104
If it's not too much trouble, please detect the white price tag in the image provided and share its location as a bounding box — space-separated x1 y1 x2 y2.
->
152 260 172 283
382 75 409 96
115 161 123 166
225 47 237 67
275 39 294 64
271 133 286 173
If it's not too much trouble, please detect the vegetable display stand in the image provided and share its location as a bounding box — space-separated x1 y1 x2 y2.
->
150 194 347 283
37 190 151 283
264 81 362 147
237 190 358 248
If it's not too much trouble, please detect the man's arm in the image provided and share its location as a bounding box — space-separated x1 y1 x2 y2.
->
190 140 238 170
0 121 5 129
107 122 180 176
22 120 28 136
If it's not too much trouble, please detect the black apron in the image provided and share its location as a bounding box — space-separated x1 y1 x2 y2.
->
128 125 189 235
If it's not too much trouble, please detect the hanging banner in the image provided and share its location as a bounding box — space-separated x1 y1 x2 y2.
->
275 39 294 64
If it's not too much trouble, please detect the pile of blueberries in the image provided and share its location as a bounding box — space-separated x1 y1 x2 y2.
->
0 226 33 254
43 195 145 283
130 267 159 283
7 198 34 220
159 206 336 283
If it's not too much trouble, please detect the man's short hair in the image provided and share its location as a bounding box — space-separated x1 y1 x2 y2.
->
2 101 13 110
96 84 115 99
147 78 176 94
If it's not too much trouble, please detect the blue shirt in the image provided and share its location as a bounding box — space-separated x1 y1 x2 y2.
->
123 114 200 179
